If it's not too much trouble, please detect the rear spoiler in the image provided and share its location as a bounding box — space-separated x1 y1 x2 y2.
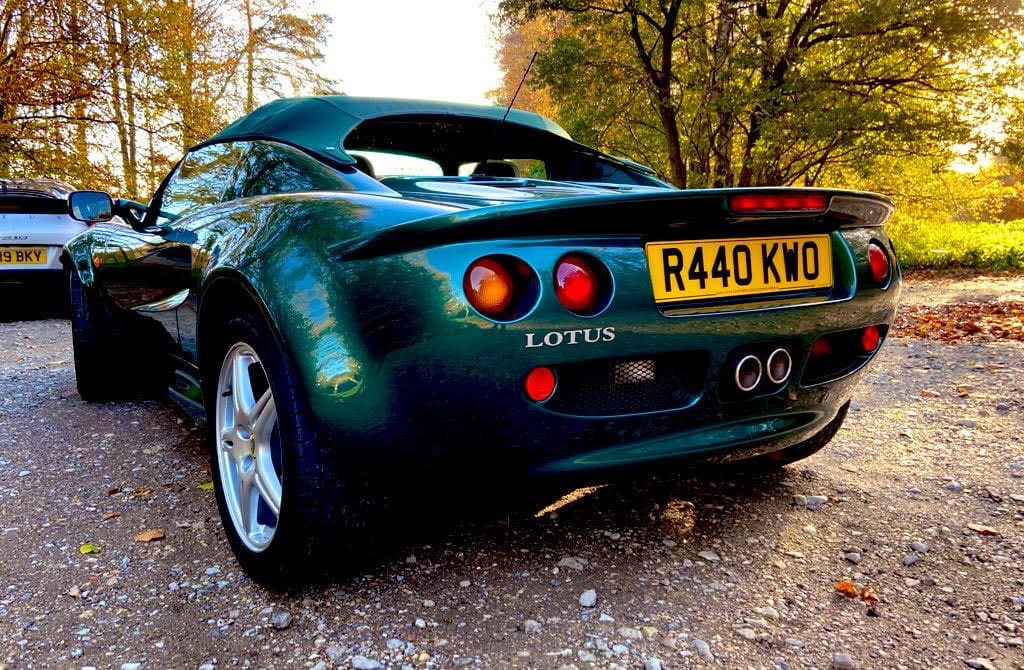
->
332 188 894 262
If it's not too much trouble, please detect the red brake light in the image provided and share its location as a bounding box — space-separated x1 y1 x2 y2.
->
524 366 556 402
867 243 890 285
861 325 881 353
729 192 828 214
464 258 514 316
554 255 599 313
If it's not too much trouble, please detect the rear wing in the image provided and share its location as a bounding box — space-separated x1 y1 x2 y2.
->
332 188 893 262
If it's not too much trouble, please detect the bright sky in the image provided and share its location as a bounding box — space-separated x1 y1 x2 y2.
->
313 0 504 105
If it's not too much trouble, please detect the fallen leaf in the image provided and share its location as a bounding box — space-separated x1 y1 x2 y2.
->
835 580 859 599
107 487 122 495
956 385 971 398
860 586 879 605
132 486 152 495
966 523 1000 537
133 529 165 543
920 389 941 398
79 543 101 554
102 512 121 521
198 482 215 491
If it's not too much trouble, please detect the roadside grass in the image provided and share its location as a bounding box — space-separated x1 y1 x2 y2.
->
888 218 1024 270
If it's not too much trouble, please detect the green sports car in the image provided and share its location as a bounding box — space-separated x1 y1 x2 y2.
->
63 97 900 582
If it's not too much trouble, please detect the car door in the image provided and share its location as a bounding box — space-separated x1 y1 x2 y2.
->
94 142 246 349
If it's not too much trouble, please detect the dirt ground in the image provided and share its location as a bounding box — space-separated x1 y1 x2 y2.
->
0 272 1022 670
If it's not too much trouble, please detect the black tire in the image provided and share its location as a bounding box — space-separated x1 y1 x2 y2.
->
205 309 382 584
69 271 126 401
729 401 850 470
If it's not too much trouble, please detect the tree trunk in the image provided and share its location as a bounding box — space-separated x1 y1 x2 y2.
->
244 0 255 112
710 0 736 187
104 0 134 195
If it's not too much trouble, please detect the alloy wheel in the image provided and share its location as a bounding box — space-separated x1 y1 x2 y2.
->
215 342 282 552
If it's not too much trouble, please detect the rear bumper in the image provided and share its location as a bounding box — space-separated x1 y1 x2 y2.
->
310 313 880 481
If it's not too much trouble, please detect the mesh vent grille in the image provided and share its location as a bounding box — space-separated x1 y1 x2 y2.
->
545 352 707 417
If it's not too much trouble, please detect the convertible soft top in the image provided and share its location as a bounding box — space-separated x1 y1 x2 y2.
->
206 96 575 167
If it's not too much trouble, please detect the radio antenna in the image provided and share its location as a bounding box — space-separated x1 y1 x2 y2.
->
475 51 537 178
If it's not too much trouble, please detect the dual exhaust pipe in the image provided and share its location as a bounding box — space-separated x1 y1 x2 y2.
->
734 348 792 392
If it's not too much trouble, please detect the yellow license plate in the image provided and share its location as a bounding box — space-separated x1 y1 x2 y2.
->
0 247 47 266
645 235 832 304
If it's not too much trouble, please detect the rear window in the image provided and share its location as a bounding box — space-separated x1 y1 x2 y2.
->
0 196 67 215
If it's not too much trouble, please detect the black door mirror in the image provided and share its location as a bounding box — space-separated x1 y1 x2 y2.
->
69 191 114 223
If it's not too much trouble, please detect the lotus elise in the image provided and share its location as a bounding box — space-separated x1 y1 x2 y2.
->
63 97 900 581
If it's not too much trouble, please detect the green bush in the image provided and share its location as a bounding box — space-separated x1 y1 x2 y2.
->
887 218 1024 270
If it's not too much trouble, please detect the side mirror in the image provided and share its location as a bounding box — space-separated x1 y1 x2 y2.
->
69 191 114 224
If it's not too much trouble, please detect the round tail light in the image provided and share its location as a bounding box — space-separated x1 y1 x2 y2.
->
861 325 881 353
867 242 890 285
464 257 516 317
463 255 540 321
524 366 556 402
554 254 610 315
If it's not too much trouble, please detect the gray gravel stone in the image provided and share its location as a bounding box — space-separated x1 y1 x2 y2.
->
736 627 757 640
387 638 405 650
326 646 345 663
558 556 587 571
579 589 597 607
120 664 142 670
577 649 597 662
351 656 384 670
692 639 714 663
904 554 920 566
753 607 780 620
644 658 663 670
946 481 964 492
844 552 862 564
832 652 855 669
806 495 828 509
310 662 326 670
270 612 292 630
520 619 542 634
965 660 998 670
911 541 930 553
697 550 721 562
618 626 642 640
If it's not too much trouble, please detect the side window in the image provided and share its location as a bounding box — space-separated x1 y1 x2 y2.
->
154 142 244 225
233 142 392 198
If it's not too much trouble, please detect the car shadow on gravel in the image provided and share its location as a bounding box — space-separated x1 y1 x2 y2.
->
0 286 68 322
365 464 802 584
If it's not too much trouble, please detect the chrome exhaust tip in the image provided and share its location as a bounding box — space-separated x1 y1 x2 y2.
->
735 355 762 392
766 348 793 384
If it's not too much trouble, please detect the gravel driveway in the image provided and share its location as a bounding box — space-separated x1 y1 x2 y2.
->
0 274 1022 670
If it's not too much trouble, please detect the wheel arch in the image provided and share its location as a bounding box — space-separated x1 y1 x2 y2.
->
197 270 287 380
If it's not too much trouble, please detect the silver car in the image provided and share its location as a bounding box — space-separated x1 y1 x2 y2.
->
0 179 85 295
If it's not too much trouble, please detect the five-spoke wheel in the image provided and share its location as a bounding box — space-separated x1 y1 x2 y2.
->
215 342 283 553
